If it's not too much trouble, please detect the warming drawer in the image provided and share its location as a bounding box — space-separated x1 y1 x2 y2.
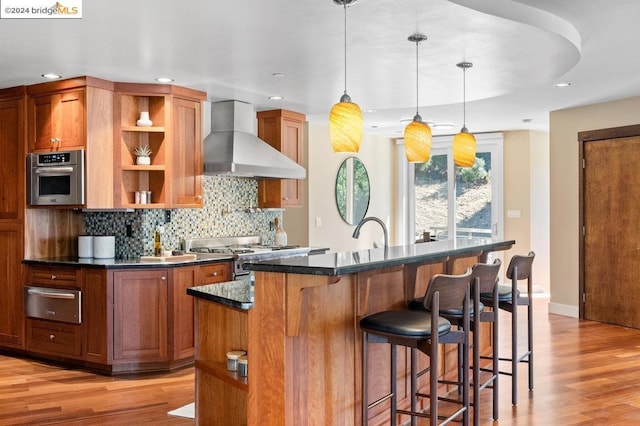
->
25 286 82 324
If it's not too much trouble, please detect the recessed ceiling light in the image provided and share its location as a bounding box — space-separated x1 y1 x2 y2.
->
522 118 532 123
156 77 174 83
432 123 455 130
370 125 379 128
268 96 284 100
41 73 62 79
272 73 285 78
364 109 376 113
554 82 571 88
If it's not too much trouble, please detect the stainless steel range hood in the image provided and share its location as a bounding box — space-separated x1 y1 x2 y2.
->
203 100 306 179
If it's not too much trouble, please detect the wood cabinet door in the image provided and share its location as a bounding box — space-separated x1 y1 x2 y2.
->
171 266 197 360
0 223 24 348
171 97 203 207
281 117 303 206
113 269 168 362
257 110 305 208
29 89 85 151
82 268 109 363
0 97 25 221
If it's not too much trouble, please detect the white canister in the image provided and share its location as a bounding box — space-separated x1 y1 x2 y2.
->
78 235 94 258
93 236 116 259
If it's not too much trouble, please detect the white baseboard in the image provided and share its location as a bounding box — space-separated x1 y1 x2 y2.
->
548 301 579 318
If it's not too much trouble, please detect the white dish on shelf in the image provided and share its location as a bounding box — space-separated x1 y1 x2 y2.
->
136 119 153 127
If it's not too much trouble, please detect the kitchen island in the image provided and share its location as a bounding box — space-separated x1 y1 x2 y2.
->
188 238 515 425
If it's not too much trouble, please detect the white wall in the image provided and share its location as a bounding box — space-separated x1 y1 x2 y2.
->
549 96 640 317
305 122 395 251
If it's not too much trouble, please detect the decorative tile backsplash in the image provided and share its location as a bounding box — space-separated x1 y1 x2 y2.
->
83 176 283 258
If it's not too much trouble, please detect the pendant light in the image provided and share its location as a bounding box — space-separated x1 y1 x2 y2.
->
404 33 432 163
453 62 476 167
329 0 363 153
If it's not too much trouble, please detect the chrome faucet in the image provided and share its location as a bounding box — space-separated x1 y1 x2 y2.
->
352 216 389 248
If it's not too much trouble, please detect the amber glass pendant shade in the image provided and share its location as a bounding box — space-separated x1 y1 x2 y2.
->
329 100 363 153
453 129 476 167
404 120 432 162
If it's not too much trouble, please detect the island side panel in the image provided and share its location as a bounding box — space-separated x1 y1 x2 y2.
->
194 299 248 425
248 271 359 425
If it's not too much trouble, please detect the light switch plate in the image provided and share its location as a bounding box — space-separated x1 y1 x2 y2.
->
507 209 521 218
315 217 322 227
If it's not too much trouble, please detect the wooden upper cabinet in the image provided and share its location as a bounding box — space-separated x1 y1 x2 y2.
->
29 89 85 151
172 96 203 207
113 83 206 209
0 89 26 222
26 77 116 209
257 109 306 208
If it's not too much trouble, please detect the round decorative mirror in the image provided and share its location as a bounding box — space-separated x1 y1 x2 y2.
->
335 157 370 225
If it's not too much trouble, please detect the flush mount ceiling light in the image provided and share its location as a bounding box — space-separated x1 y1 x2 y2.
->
269 95 284 100
554 82 571 87
329 0 362 153
404 33 432 163
452 62 476 168
41 73 62 79
156 77 174 83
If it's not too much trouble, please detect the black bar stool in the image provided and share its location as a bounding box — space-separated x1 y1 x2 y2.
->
407 260 501 425
360 270 472 426
469 259 502 423
480 251 535 406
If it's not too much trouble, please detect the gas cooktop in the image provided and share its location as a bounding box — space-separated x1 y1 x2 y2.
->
185 236 310 258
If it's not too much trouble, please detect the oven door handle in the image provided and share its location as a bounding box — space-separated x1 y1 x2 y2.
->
35 166 74 175
27 288 76 299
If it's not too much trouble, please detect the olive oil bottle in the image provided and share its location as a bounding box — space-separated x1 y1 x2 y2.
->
154 227 162 256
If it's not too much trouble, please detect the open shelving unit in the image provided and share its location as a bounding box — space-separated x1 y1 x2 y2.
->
116 93 169 208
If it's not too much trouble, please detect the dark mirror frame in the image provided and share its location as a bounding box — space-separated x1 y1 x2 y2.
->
335 157 371 225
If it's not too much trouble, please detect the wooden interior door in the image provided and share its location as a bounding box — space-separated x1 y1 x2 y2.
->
583 133 640 328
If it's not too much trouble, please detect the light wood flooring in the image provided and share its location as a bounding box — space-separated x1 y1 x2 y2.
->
3 298 640 425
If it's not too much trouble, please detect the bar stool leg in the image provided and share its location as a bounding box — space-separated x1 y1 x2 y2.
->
511 274 518 406
528 293 534 392
411 348 418 426
391 344 397 426
362 332 369 426
492 304 499 419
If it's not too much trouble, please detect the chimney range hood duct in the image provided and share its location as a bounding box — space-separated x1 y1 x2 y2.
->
203 100 306 179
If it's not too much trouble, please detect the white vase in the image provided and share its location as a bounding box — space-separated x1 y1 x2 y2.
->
136 156 151 165
136 111 153 127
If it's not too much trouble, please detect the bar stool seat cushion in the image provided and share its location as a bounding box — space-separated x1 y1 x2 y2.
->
407 297 484 317
481 285 519 301
360 310 451 338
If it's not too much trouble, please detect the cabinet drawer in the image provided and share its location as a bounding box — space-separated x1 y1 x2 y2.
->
198 263 231 285
27 318 82 357
28 266 79 288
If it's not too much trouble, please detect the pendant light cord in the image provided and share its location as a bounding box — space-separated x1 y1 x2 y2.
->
343 2 348 96
415 39 419 116
462 65 466 127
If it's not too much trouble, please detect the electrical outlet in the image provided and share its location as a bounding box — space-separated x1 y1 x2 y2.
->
125 224 133 237
164 210 171 223
315 217 322 227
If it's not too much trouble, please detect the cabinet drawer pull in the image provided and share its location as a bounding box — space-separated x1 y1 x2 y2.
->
51 275 57 280
161 276 167 280
49 334 56 341
212 272 218 276
27 288 75 299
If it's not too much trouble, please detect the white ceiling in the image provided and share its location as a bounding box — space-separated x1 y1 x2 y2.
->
1 0 639 137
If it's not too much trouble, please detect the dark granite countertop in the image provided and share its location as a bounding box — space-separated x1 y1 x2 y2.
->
187 280 253 310
243 238 515 276
22 254 234 269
